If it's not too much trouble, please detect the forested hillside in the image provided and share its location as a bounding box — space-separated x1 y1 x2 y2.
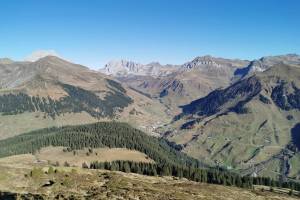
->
0 81 132 119
0 122 199 167
1 122 300 192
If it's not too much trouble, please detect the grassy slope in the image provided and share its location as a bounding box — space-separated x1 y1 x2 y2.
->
36 147 154 166
0 163 298 199
167 65 300 178
0 112 98 140
0 56 172 140
0 147 153 168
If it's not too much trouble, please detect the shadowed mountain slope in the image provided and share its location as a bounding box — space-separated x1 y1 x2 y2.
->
167 64 300 180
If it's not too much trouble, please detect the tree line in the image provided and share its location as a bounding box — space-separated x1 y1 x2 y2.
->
0 122 201 167
0 83 132 118
90 160 300 191
1 121 299 192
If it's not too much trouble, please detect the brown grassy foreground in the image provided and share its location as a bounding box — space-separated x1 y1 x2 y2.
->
0 167 298 200
0 153 298 199
35 146 154 166
0 147 153 168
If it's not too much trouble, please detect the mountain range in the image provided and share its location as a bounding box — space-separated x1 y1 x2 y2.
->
0 56 169 139
102 54 300 113
100 54 300 180
0 53 300 189
168 63 300 179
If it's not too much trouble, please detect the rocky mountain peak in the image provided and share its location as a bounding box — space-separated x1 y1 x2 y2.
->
100 59 177 77
182 55 221 69
101 59 142 76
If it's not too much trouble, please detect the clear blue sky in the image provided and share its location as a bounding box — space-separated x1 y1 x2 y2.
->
1 0 299 69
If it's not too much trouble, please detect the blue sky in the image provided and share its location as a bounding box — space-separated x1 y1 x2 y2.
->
1 0 299 69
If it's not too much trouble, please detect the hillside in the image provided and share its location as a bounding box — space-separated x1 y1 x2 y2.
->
1 121 300 199
0 166 298 200
1 57 300 198
166 64 300 180
0 122 200 167
0 56 170 139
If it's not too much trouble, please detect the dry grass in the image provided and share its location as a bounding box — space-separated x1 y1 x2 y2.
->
0 164 298 200
0 150 297 199
168 98 299 173
0 112 100 140
0 147 153 169
35 146 154 166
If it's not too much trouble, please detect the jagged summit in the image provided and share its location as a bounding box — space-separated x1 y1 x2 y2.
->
101 59 143 75
182 55 221 69
101 59 178 77
182 55 248 70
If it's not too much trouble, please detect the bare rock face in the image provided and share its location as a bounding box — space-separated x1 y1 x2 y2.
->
182 55 248 71
182 55 222 69
100 59 179 77
101 59 143 76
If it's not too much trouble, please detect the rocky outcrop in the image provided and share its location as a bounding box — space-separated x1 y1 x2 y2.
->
101 59 178 77
182 55 248 70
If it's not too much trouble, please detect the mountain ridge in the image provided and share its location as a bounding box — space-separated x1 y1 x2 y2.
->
166 63 300 180
103 54 300 112
0 56 171 140
100 59 179 77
